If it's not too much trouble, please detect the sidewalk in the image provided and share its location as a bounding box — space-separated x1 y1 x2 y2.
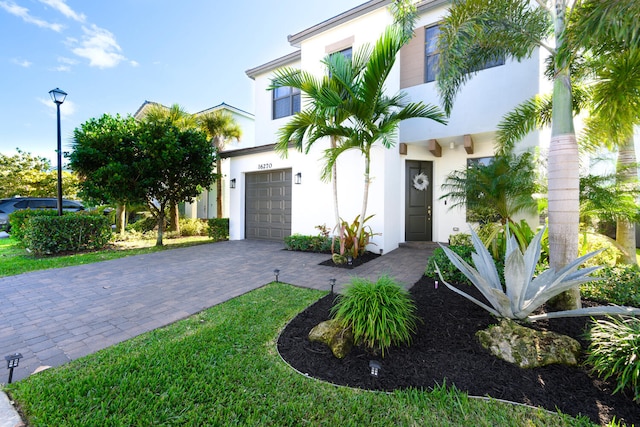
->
0 240 434 422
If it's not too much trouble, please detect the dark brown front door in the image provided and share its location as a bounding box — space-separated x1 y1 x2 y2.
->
405 161 433 241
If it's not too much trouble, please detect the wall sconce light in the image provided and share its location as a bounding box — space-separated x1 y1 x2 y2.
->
230 178 236 189
329 278 336 294
5 353 22 384
369 360 381 377
294 172 302 185
274 269 280 282
449 141 455 150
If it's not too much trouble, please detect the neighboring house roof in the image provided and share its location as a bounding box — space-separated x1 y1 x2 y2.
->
245 50 301 80
133 100 166 119
195 102 254 119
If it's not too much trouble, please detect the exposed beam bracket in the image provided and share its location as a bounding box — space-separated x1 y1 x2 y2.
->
464 134 474 154
428 139 441 157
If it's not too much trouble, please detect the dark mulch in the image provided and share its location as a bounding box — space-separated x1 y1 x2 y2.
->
318 251 380 269
278 276 640 425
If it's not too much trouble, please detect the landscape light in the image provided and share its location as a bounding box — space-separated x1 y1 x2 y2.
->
49 87 67 216
329 278 336 294
369 360 381 377
274 269 280 282
5 353 23 384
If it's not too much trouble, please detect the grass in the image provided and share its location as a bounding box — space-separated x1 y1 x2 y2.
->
5 283 595 426
0 235 212 278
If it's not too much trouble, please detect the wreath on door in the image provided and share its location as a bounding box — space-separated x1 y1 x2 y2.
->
412 172 429 191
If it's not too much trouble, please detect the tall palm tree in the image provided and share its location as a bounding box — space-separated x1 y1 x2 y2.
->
437 0 584 309
198 110 242 218
139 103 198 233
323 25 447 240
270 48 370 231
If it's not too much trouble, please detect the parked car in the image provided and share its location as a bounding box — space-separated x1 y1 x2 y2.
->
0 197 84 232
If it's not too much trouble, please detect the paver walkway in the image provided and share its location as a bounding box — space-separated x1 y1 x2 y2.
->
0 240 435 383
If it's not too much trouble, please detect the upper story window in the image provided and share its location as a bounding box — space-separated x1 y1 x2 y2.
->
272 85 300 120
424 25 505 84
425 25 441 83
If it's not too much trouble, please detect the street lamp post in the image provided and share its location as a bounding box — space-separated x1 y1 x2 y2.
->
49 88 67 216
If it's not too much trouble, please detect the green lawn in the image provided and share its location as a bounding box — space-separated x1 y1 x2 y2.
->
5 283 594 426
0 235 212 278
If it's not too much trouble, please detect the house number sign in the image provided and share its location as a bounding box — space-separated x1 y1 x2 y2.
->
258 163 273 170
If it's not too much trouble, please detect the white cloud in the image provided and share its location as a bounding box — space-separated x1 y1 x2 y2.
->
0 0 63 32
51 65 70 72
39 0 85 23
71 24 126 68
11 58 32 67
39 96 76 119
57 56 77 65
130 60 140 67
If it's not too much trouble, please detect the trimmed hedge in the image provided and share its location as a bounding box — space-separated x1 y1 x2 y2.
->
24 214 112 255
208 218 229 242
8 210 59 242
284 233 335 253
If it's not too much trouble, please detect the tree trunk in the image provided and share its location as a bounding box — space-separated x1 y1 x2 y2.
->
169 202 180 234
615 135 638 265
156 211 165 246
115 204 126 235
331 136 340 232
355 150 371 257
216 157 223 219
547 0 581 310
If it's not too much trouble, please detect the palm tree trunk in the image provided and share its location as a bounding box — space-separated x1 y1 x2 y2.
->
356 150 371 255
548 0 581 310
216 157 223 219
331 136 340 231
616 135 638 265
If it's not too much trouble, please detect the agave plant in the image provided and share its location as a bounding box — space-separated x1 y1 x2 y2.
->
434 227 640 322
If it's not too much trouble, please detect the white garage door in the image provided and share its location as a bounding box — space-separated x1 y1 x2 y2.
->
245 169 292 241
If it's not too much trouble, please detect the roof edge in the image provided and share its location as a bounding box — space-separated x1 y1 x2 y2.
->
245 51 301 80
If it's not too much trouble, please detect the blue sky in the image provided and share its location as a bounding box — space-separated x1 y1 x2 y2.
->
1 0 363 164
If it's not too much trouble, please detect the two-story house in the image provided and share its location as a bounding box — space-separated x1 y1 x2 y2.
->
224 0 547 254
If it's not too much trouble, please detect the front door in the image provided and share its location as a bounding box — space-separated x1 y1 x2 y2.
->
405 161 433 241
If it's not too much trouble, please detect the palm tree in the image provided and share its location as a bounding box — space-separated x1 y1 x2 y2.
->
269 48 369 231
197 110 242 218
440 152 538 226
323 25 447 241
437 0 585 309
139 103 197 233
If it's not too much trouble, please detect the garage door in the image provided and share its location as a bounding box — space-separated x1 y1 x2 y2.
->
245 169 292 241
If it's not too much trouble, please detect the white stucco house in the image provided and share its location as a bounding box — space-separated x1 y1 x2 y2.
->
222 0 546 254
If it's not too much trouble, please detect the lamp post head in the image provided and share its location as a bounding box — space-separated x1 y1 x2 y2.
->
49 88 67 105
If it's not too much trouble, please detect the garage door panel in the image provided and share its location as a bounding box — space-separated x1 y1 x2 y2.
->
245 169 292 241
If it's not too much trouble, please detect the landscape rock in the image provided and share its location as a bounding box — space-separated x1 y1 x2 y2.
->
309 319 354 359
476 318 582 368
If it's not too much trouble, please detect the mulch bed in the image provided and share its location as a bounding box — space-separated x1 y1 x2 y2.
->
277 276 640 425
318 251 380 269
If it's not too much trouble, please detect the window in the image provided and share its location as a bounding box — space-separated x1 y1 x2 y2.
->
425 25 441 83
272 85 300 120
338 47 352 61
424 25 504 83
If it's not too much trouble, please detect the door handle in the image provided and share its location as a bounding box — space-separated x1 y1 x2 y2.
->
427 206 432 219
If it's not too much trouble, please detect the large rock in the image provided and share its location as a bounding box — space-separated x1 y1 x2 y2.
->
309 319 354 359
476 318 582 368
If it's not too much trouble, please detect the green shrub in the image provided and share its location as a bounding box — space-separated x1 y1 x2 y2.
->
284 234 334 253
586 316 640 403
330 275 419 356
582 265 640 307
449 233 471 246
179 218 209 237
425 245 476 286
208 218 229 242
24 213 112 255
8 209 59 242
127 215 158 233
578 232 621 267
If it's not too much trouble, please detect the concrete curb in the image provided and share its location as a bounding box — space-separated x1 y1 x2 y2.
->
0 391 24 427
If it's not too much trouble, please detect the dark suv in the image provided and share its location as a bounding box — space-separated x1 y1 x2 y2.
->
0 197 84 232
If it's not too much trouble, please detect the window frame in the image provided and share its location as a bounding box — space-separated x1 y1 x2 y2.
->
272 84 301 120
